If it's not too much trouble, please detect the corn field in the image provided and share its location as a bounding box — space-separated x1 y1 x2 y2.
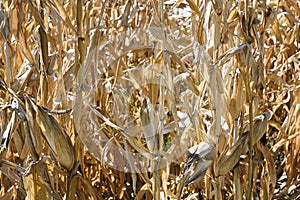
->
0 0 299 199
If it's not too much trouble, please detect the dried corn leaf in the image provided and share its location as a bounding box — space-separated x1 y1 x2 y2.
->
0 111 16 158
186 0 201 15
0 160 26 194
87 103 154 160
257 142 276 197
48 0 76 32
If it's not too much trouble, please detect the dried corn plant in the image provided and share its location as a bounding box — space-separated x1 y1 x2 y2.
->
0 0 299 199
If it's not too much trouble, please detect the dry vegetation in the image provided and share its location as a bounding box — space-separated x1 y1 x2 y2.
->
0 0 299 199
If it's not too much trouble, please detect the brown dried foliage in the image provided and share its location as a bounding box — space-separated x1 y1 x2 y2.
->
0 0 299 199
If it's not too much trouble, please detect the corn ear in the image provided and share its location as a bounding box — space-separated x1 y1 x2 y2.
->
27 97 75 170
216 112 271 175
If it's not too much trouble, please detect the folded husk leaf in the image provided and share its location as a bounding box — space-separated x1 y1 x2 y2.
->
217 112 271 175
140 97 157 152
27 97 75 170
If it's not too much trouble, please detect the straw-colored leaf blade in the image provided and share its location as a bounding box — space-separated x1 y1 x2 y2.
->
186 0 201 15
0 111 16 159
257 142 276 197
49 0 76 32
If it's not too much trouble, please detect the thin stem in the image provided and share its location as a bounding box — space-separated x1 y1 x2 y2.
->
243 57 254 200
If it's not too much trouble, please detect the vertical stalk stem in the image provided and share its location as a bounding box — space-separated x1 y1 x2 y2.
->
243 58 254 200
213 7 222 200
75 0 84 75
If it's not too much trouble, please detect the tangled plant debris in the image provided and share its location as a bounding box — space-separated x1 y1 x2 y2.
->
0 0 299 199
